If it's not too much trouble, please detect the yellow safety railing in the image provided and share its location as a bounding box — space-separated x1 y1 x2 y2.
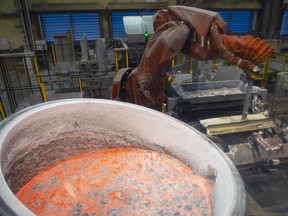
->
189 57 193 74
0 99 6 120
34 54 48 103
168 76 174 84
261 58 270 88
114 39 129 72
125 50 129 68
281 53 288 72
33 55 41 85
171 58 175 69
51 43 57 66
114 51 119 72
212 59 216 71
161 103 166 113
78 78 83 93
39 83 47 102
114 50 130 72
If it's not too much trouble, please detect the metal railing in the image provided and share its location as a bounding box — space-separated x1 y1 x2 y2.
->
0 47 85 120
1 39 287 121
114 39 130 72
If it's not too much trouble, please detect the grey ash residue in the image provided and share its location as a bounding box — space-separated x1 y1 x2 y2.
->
72 203 83 216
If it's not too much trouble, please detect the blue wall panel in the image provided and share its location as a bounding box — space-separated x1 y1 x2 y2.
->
281 11 288 36
217 10 254 34
40 14 72 42
41 13 101 42
71 13 101 41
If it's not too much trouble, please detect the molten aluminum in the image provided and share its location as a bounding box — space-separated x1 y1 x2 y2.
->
17 148 213 215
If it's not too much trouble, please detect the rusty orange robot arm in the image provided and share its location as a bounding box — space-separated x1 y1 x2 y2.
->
112 20 190 105
112 6 274 106
210 23 273 75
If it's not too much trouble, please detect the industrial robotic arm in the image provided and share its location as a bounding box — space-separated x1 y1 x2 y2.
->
112 6 274 107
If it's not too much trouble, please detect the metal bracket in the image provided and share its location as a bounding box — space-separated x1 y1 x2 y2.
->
248 131 284 165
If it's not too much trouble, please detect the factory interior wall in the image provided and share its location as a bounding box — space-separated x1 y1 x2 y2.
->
27 0 175 43
0 17 26 50
0 0 26 50
0 0 286 50
255 0 284 39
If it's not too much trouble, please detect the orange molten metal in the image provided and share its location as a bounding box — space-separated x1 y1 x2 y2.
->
16 148 213 215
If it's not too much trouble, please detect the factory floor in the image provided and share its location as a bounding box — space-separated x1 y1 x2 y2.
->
247 193 284 216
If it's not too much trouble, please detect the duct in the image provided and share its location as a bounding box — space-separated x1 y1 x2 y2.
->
0 99 246 215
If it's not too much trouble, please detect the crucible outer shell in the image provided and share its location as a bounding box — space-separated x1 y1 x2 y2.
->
0 99 246 216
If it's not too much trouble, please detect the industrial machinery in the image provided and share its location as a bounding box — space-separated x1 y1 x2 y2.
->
0 5 287 215
48 33 113 99
111 4 281 152
112 5 288 214
112 5 273 106
122 15 154 67
111 5 280 142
